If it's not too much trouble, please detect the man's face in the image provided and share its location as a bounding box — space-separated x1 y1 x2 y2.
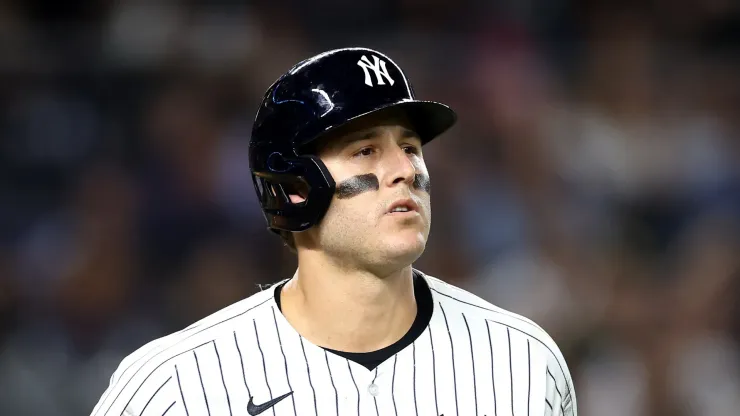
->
298 114 432 272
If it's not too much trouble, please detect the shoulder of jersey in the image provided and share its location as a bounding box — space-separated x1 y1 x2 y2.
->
420 270 576 398
109 282 279 382
420 270 560 349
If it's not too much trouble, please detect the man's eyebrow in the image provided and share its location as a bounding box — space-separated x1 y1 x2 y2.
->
358 129 380 142
347 127 419 144
400 128 419 140
331 128 379 146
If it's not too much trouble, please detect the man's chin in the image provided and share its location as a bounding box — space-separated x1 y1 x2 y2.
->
379 234 427 264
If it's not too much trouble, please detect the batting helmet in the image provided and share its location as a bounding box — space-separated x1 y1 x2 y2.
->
249 47 457 233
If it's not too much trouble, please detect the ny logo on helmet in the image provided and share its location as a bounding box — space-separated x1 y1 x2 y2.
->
357 55 395 87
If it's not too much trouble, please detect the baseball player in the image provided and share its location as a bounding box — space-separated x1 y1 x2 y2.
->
90 47 577 416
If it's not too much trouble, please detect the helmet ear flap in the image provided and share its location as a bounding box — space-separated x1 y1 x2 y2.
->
252 153 336 232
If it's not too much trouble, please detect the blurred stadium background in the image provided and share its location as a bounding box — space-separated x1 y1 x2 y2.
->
0 0 738 415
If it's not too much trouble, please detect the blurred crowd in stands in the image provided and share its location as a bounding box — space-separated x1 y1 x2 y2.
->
0 1 738 415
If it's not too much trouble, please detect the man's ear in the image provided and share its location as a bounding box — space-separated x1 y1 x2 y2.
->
279 180 310 204
289 194 306 203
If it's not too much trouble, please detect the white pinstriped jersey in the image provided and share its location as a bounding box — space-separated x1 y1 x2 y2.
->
90 272 577 416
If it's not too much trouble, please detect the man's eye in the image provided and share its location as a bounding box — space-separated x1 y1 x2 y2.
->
355 147 374 157
403 145 420 155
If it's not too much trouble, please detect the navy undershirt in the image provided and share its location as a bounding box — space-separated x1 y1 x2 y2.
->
274 271 434 370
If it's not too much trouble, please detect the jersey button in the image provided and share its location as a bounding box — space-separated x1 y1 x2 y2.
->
368 383 379 396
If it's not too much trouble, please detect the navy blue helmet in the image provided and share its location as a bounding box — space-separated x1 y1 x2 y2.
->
249 47 457 233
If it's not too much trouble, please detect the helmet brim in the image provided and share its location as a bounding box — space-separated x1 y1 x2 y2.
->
295 99 457 152
389 100 458 145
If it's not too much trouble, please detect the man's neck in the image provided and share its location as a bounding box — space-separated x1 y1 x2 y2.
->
278 254 417 353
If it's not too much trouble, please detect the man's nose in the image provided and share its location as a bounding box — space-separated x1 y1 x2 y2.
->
384 147 416 187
